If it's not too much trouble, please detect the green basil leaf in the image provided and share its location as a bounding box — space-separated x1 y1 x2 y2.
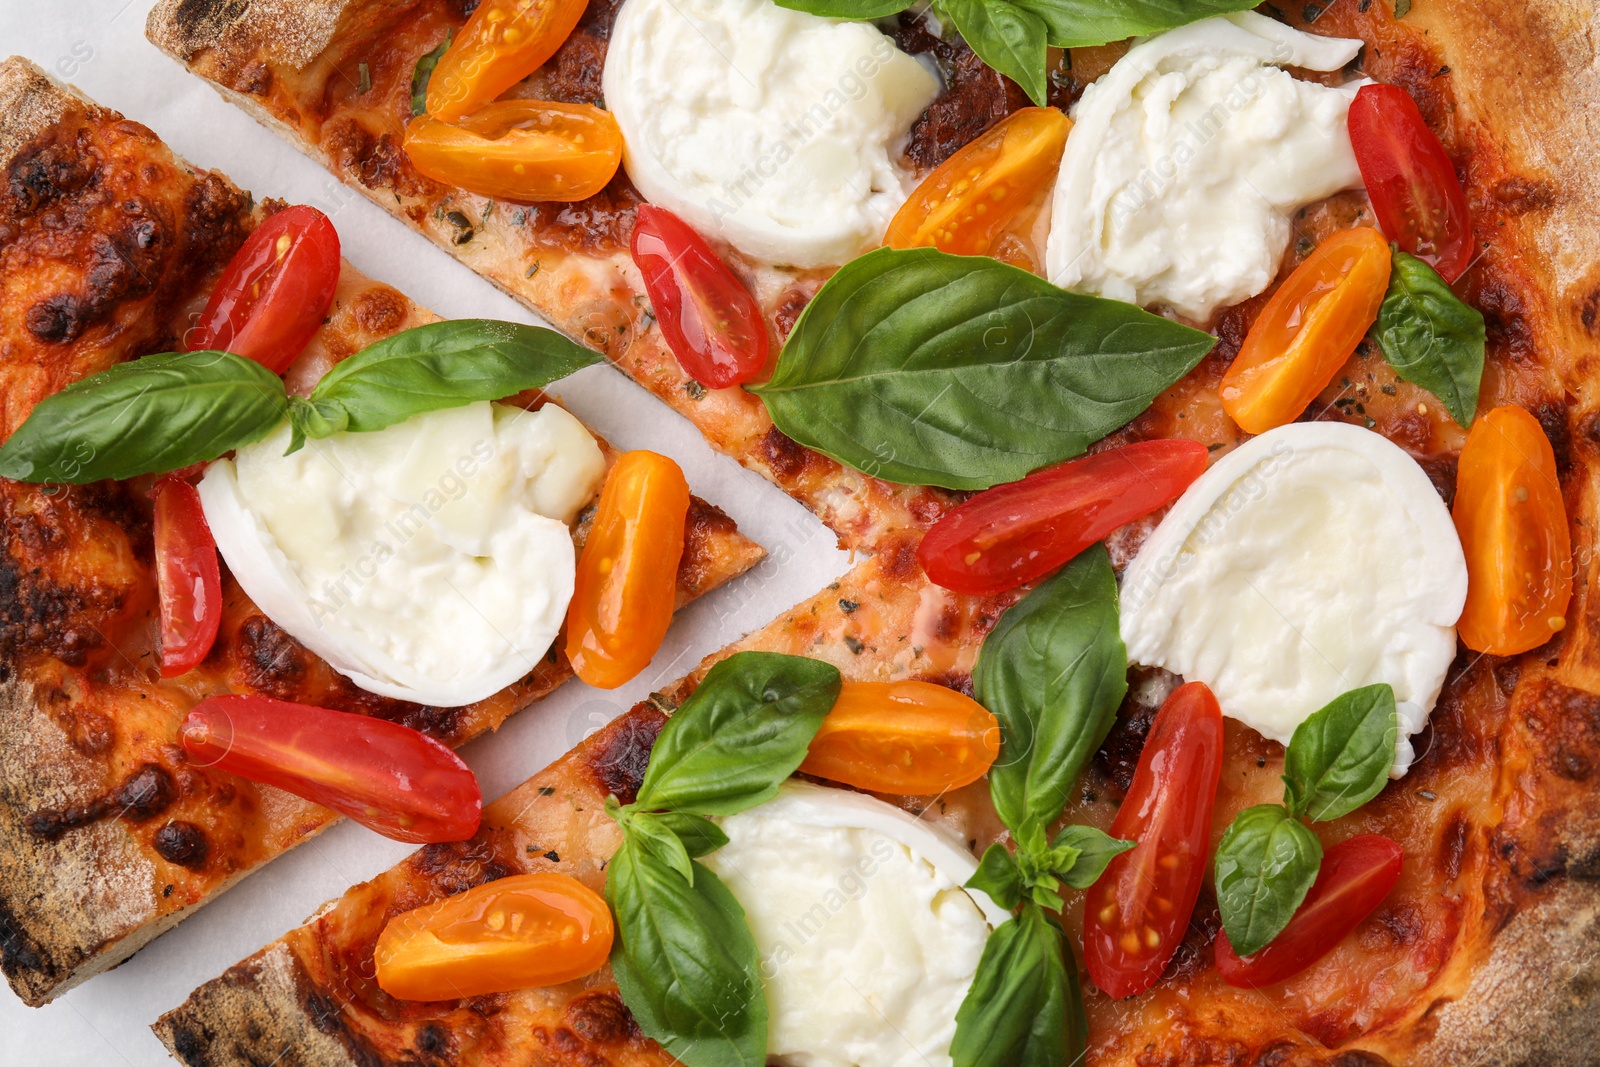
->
625 810 697 884
410 29 453 116
951 904 1085 1067
1282 684 1398 824
968 843 1024 912
1373 247 1486 428
635 652 842 815
1008 0 1263 48
1214 805 1324 957
652 811 731 858
750 249 1215 490
771 0 912 15
0 351 287 484
974 545 1128 835
607 836 766 1067
943 0 1050 106
1051 825 1136 890
299 319 601 441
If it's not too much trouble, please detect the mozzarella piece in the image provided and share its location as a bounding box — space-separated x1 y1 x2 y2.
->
1119 423 1467 776
199 402 605 707
1046 13 1367 321
701 781 1006 1067
602 0 939 268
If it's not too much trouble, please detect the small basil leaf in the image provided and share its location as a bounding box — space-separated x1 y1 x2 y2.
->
968 843 1024 912
771 0 912 15
302 319 602 438
1374 247 1486 427
284 395 348 456
410 29 453 116
751 249 1214 490
943 0 1050 106
635 652 842 815
974 545 1128 835
1214 805 1324 957
1282 684 1398 823
951 904 1085 1067
1007 0 1263 48
0 351 287 484
607 836 766 1067
1051 825 1136 890
626 811 696 885
652 811 731 858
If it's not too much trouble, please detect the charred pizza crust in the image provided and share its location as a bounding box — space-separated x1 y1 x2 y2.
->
142 0 1600 1064
0 56 763 1007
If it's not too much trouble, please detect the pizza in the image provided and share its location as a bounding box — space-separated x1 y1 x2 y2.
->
73 0 1600 1063
0 56 761 1008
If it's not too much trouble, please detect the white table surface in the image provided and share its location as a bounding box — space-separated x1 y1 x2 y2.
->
0 2 853 1061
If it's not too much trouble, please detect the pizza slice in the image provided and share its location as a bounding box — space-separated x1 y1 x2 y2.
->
0 56 762 1008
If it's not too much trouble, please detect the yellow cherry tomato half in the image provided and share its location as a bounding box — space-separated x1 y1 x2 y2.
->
565 450 690 690
374 872 613 1001
403 100 622 203
799 680 1001 795
1453 405 1572 656
1220 226 1393 435
426 0 591 124
885 106 1072 258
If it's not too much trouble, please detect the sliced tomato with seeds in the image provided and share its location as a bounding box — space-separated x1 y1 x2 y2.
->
917 439 1209 596
425 0 591 124
153 475 223 678
1453 404 1573 655
1215 834 1403 988
187 205 341 374
404 100 622 203
799 680 1000 795
180 695 482 844
631 205 769 390
1083 681 1225 1000
375 872 613 1001
1348 83 1474 282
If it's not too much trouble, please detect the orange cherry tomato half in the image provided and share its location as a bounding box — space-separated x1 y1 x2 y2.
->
1453 405 1572 655
186 204 341 374
180 695 482 843
426 0 591 124
404 100 622 203
374 872 613 1001
1348 84 1473 283
565 451 690 690
152 475 222 678
1215 834 1403 988
1084 682 1224 1000
917 439 1209 597
799 680 1000 795
886 106 1071 257
632 205 770 390
1220 227 1392 435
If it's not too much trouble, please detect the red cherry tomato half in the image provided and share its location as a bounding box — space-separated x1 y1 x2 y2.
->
918 440 1209 596
187 205 342 374
630 205 769 390
1347 84 1473 282
153 475 223 678
180 695 482 844
1215 834 1403 988
1084 682 1225 1000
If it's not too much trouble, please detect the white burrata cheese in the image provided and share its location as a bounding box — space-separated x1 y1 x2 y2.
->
602 0 939 268
199 402 605 707
1046 13 1367 321
1119 423 1467 776
701 781 1008 1067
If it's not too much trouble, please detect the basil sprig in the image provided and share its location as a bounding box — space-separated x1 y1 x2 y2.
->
0 351 287 484
286 319 601 452
410 29 453 115
1373 246 1486 428
953 544 1134 1067
774 0 1261 105
1214 684 1399 956
0 320 600 484
750 249 1214 490
606 652 842 1067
